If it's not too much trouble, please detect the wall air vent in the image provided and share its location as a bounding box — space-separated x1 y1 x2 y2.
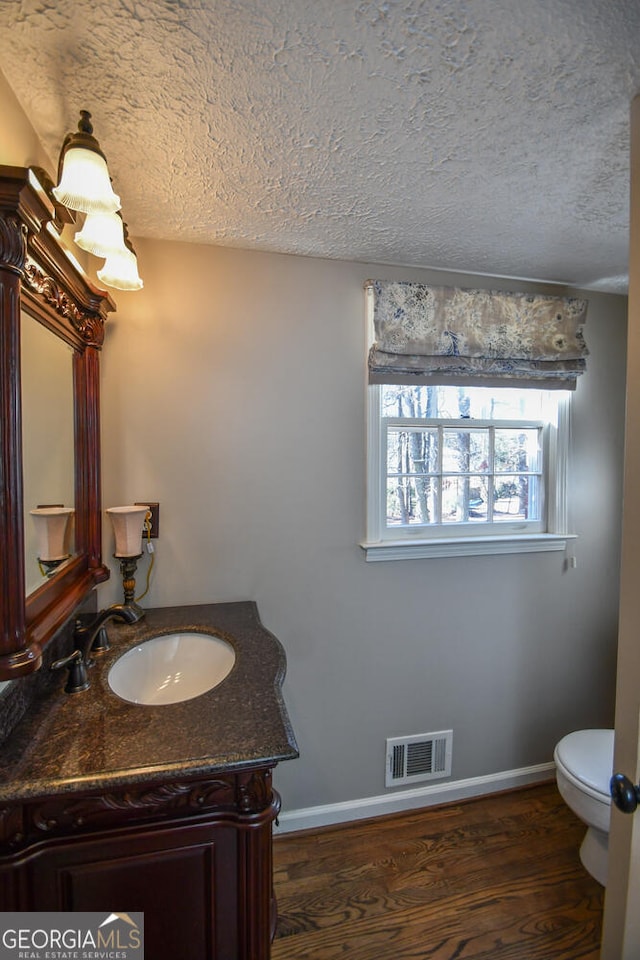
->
385 730 453 788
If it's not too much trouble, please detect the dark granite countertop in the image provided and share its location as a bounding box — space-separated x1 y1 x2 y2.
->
0 602 298 803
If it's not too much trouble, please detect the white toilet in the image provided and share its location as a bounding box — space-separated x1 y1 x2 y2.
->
554 728 614 886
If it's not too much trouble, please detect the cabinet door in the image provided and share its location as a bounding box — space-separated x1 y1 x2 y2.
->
28 820 238 960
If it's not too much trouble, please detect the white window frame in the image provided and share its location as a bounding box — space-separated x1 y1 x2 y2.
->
361 383 575 561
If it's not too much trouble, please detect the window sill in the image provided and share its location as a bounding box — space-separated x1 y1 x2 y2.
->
360 533 577 561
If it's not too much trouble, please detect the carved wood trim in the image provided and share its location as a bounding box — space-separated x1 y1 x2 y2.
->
23 259 105 347
0 805 25 848
0 770 277 850
0 214 26 272
237 769 274 815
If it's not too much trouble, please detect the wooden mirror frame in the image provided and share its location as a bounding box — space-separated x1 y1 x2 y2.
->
0 165 114 679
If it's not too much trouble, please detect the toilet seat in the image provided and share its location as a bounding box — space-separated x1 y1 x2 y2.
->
554 729 613 804
554 728 614 885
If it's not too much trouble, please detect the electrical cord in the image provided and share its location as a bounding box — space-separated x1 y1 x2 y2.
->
135 511 155 601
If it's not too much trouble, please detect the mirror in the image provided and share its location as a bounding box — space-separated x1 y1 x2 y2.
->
0 164 114 678
21 313 75 594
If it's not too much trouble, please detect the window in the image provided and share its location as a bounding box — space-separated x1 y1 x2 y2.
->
361 277 586 560
362 383 574 560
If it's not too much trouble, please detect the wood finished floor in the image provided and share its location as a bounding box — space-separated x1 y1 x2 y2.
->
272 782 603 960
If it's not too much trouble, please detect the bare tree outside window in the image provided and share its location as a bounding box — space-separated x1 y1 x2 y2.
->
383 385 545 530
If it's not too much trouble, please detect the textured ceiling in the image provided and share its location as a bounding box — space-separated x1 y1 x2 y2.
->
1 0 639 293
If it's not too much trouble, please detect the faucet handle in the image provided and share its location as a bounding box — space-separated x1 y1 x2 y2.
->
51 649 90 694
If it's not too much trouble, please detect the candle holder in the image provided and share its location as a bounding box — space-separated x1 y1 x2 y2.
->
106 505 149 615
119 554 143 605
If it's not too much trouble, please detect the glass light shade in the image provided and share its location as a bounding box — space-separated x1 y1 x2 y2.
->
30 507 74 561
97 246 144 291
107 506 149 558
74 211 128 257
52 146 121 215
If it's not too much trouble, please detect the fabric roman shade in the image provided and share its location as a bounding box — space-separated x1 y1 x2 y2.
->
366 280 589 390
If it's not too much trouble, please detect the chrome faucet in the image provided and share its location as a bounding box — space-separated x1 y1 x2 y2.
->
51 603 144 694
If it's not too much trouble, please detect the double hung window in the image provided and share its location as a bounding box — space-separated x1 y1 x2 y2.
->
362 278 585 560
364 383 572 560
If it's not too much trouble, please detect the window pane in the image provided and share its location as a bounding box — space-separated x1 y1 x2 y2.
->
442 476 489 522
387 429 438 475
494 428 541 473
382 385 439 418
375 384 556 541
381 384 551 421
386 476 438 526
442 429 489 474
493 475 540 521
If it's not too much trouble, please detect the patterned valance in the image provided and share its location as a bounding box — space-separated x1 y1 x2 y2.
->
366 280 589 390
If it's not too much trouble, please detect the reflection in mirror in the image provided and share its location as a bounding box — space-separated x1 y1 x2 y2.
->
21 314 75 595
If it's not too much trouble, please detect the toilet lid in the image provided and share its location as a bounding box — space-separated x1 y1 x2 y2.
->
554 729 614 798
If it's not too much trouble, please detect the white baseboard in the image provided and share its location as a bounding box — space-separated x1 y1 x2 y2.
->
274 761 556 835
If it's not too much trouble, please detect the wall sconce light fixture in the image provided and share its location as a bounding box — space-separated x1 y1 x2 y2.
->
52 110 143 291
106 505 150 614
30 506 74 576
74 210 127 257
96 223 144 291
53 109 120 215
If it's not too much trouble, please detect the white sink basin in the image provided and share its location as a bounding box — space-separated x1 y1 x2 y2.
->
108 632 235 705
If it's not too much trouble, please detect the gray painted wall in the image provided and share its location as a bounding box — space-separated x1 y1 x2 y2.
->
99 239 627 812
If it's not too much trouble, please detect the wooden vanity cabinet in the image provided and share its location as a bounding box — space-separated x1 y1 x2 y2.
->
0 766 279 960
